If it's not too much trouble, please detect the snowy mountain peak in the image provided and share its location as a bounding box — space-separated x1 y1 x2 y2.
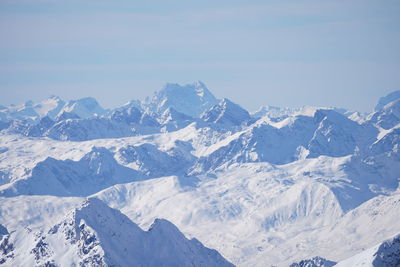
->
370 98 400 130
193 80 208 96
60 97 106 119
201 98 251 126
375 90 400 111
48 95 61 100
35 96 65 119
143 81 219 117
24 100 34 107
110 106 142 124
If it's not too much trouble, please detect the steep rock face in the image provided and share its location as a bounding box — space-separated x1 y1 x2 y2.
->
370 128 400 158
0 147 141 197
375 90 400 111
201 98 251 127
2 198 234 267
143 81 219 117
2 119 31 135
158 107 195 132
25 116 55 137
289 256 336 267
307 109 376 158
369 99 400 130
0 224 14 265
110 106 142 125
55 111 80 121
372 234 400 266
335 233 400 267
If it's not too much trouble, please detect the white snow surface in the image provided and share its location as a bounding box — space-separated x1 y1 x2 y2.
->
335 232 400 266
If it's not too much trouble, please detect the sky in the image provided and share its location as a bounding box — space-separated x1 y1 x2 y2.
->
0 0 399 112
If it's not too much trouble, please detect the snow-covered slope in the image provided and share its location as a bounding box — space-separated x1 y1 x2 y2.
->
0 147 142 197
335 233 400 267
0 198 233 267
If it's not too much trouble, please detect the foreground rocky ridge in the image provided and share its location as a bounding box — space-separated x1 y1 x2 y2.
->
0 198 233 266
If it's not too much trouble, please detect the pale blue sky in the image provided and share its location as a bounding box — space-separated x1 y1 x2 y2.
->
1 0 399 112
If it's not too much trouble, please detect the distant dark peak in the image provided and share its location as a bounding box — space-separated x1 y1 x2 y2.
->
48 95 62 100
56 111 80 121
25 100 34 107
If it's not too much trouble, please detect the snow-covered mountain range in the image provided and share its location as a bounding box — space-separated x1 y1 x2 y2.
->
0 82 399 266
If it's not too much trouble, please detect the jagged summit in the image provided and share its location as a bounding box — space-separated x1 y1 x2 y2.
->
143 81 219 117
201 98 251 126
370 98 400 130
0 197 234 267
60 97 107 119
375 90 400 111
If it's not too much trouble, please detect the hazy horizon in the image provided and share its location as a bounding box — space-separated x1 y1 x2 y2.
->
0 80 398 114
1 0 399 112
